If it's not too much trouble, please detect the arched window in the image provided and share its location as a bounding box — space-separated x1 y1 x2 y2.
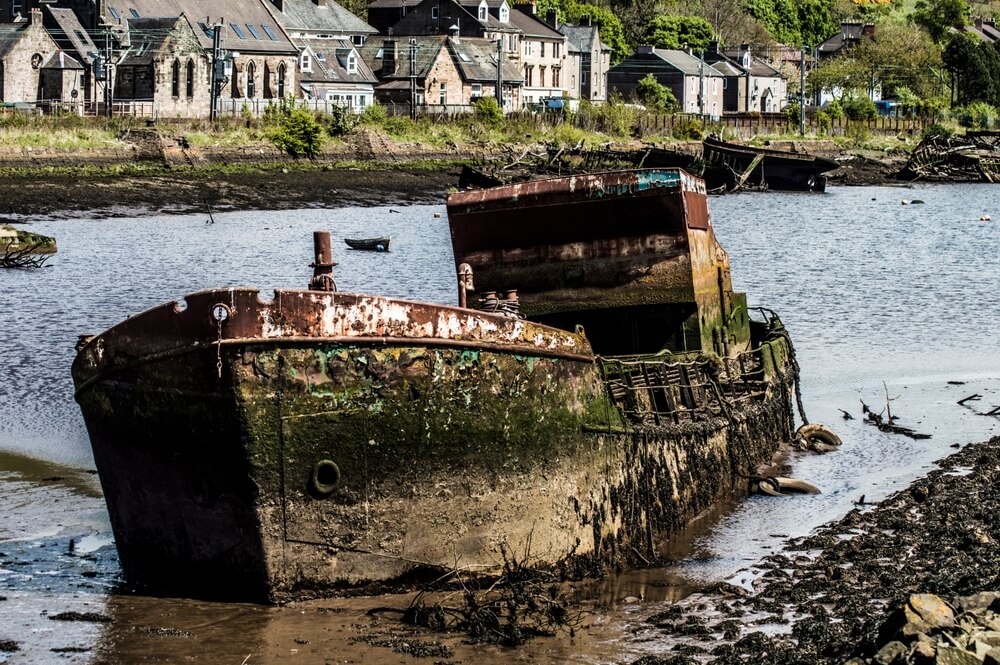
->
232 63 241 98
263 63 273 98
246 61 256 98
185 59 195 98
171 59 180 97
277 62 286 98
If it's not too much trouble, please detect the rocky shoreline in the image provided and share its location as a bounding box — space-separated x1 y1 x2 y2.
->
633 435 1000 664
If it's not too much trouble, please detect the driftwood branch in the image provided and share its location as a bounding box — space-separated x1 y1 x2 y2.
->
2 241 50 269
860 393 931 440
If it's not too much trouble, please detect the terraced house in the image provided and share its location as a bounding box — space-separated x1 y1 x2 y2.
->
367 0 569 111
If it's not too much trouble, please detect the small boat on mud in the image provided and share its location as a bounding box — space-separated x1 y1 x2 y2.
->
344 236 391 251
701 134 840 192
461 137 838 193
73 169 800 603
895 132 1000 182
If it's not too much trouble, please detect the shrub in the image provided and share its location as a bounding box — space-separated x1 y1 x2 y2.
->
922 122 954 139
319 104 358 136
634 74 678 113
842 95 877 121
599 96 639 137
815 110 831 134
473 96 504 127
359 102 387 125
672 116 703 140
267 107 325 157
956 102 997 129
825 100 845 120
785 102 801 124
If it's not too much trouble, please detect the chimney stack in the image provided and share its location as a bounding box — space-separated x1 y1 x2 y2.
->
545 10 557 29
580 15 591 27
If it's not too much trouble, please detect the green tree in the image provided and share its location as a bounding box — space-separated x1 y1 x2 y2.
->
743 0 801 45
641 15 715 51
911 0 971 42
797 0 838 47
634 73 680 112
267 107 325 158
535 0 630 62
942 32 1000 105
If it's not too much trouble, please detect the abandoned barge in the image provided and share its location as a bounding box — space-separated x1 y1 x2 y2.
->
73 169 799 603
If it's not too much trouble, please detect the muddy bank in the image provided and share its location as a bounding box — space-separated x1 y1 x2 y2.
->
0 167 460 220
632 435 1000 664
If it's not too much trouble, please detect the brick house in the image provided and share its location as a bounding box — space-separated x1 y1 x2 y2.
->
0 7 63 103
608 46 725 116
360 32 522 111
114 15 211 117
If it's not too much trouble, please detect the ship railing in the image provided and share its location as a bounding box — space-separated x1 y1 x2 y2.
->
598 347 770 427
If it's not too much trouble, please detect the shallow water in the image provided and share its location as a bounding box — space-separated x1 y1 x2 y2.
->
1 183 999 663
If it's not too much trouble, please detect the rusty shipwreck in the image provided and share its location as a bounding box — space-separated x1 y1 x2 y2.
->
72 168 798 603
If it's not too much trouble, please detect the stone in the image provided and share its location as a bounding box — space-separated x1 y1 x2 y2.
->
935 646 982 665
902 594 956 637
911 633 937 663
984 646 1000 665
874 640 907 665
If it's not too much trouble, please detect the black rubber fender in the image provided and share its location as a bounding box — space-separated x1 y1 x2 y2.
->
309 459 341 497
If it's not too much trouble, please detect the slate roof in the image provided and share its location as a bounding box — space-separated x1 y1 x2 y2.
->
506 7 561 39
560 23 609 54
118 17 185 65
298 36 377 83
45 7 99 65
40 50 83 70
0 23 30 58
359 34 521 82
269 0 375 35
103 0 297 54
639 48 723 77
817 22 873 57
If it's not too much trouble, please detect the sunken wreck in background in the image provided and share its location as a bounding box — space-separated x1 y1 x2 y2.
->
72 169 798 603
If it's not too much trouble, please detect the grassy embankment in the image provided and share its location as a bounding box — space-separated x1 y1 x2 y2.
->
0 103 928 178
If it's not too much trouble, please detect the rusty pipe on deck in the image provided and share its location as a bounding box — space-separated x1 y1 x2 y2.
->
309 231 338 292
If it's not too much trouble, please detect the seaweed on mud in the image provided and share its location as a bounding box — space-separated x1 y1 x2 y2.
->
642 436 1000 664
0 640 18 653
48 611 111 623
368 543 579 647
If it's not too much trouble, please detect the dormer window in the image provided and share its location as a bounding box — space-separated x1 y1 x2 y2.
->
347 53 357 73
478 0 487 21
431 5 438 18
499 2 509 22
300 52 312 72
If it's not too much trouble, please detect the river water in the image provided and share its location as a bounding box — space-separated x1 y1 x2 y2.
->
1 184 999 663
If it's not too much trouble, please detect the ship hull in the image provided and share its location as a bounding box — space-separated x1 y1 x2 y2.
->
74 289 795 602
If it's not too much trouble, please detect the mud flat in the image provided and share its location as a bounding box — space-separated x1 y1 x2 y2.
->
629 435 1000 664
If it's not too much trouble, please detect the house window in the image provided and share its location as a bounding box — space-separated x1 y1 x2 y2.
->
431 5 438 18
439 82 446 105
277 62 286 97
246 61 256 97
300 52 311 72
524 65 533 86
109 7 120 20
555 43 560 58
507 34 515 52
347 53 357 74
478 2 487 20
231 23 247 39
130 8 140 17
246 24 261 39
540 42 545 58
186 59 195 98
352 35 364 46
552 66 559 87
231 66 241 98
415 92 424 104
581 71 588 85
539 65 546 86
262 24 278 40
264 63 273 98
171 59 180 97
499 4 508 22
471 82 482 97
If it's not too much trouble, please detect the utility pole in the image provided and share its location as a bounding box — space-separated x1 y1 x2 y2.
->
799 47 806 136
409 39 417 121
495 37 503 111
698 51 705 117
103 26 112 118
209 23 223 121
